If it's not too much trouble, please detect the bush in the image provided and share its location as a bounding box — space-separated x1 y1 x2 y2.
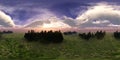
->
79 32 93 40
79 31 106 40
2 30 13 34
63 31 77 35
95 31 106 39
114 31 120 39
24 30 64 43
0 31 3 38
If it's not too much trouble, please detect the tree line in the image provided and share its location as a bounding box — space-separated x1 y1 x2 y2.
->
63 31 77 35
0 30 13 38
24 30 64 43
0 30 119 43
78 31 106 40
2 30 13 34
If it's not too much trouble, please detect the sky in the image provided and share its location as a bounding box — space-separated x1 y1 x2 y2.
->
0 0 120 30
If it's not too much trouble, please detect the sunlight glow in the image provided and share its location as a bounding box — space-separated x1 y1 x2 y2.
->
42 22 71 28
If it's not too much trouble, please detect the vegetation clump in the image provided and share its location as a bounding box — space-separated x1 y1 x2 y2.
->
2 30 13 34
63 31 77 35
114 31 120 39
0 31 2 38
79 31 106 40
24 30 64 43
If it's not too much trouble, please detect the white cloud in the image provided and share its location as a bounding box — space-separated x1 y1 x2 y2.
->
108 23 120 27
0 10 15 27
24 20 43 27
42 21 71 28
23 9 72 28
76 2 120 27
0 4 76 29
24 17 71 28
92 20 110 24
24 14 70 28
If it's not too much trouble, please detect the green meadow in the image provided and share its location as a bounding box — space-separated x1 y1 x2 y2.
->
0 33 120 60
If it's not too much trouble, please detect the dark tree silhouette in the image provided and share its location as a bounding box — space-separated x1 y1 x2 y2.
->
24 30 64 43
114 31 120 39
0 31 2 38
95 31 106 39
64 31 77 35
2 30 13 34
79 30 106 40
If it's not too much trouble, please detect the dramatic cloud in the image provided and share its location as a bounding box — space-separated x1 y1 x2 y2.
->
76 2 120 27
0 10 15 27
25 2 120 29
24 9 58 28
24 20 43 28
62 16 77 27
24 10 71 28
24 17 71 28
1 1 120 30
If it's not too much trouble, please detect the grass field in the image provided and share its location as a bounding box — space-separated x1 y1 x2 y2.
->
0 33 120 60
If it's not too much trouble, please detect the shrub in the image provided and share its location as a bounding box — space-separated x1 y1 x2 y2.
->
0 31 3 38
24 30 64 43
95 31 106 39
79 31 106 40
114 31 120 39
63 31 77 35
79 32 93 40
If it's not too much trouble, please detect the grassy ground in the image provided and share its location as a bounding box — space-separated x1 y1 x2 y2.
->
0 33 120 60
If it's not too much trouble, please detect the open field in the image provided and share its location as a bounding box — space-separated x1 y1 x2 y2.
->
0 33 120 60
